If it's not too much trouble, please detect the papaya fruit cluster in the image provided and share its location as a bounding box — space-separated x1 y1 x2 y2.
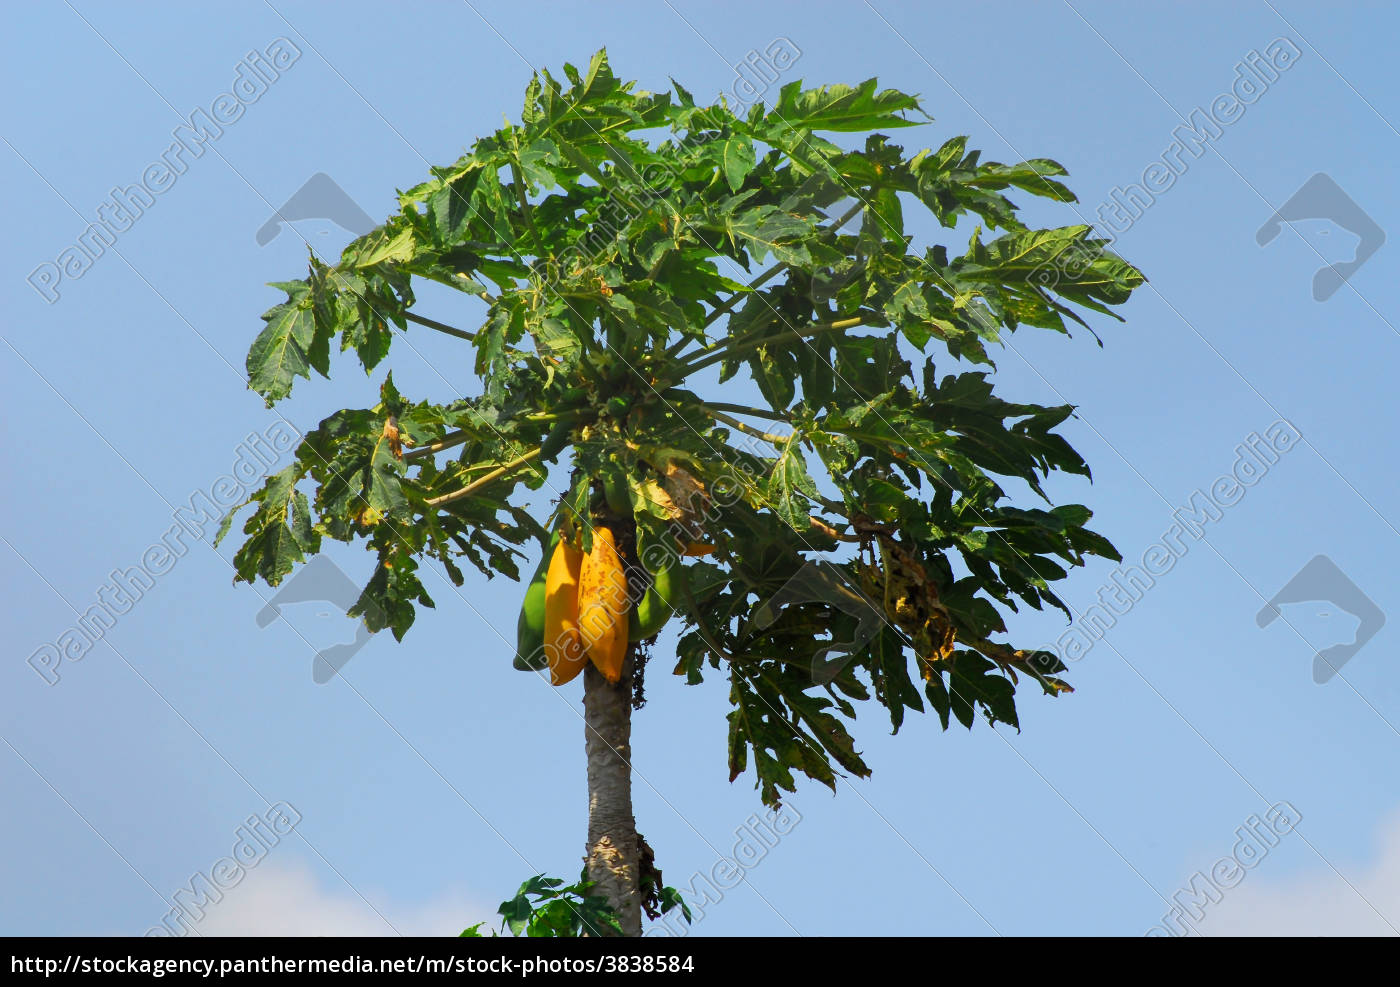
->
514 523 694 686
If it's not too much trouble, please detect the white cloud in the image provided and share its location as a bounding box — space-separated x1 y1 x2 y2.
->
1194 812 1400 937
183 859 497 938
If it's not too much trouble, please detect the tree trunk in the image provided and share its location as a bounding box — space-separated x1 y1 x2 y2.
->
582 658 641 936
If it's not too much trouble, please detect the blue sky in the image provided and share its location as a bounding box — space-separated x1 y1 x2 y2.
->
3 0 1398 937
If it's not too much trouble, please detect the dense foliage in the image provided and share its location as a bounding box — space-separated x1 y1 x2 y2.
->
220 49 1143 806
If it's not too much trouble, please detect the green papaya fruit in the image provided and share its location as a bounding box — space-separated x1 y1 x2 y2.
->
628 528 688 639
538 420 574 463
513 527 560 671
602 466 631 517
605 394 632 419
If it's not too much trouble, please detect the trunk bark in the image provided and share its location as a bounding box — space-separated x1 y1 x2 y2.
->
582 658 641 936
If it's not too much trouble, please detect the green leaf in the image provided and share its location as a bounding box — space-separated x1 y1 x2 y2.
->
768 78 923 132
716 202 819 266
427 168 483 245
720 138 756 192
659 886 692 924
767 435 818 530
499 893 532 937
347 226 416 267
228 464 311 586
248 285 326 405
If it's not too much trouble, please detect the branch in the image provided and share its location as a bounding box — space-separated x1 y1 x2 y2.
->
827 198 869 236
405 412 565 464
403 311 476 341
706 408 790 446
697 261 788 333
807 515 860 543
700 401 787 422
404 431 471 462
682 317 864 375
425 447 543 508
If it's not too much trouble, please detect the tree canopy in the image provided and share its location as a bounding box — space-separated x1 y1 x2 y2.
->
220 49 1144 807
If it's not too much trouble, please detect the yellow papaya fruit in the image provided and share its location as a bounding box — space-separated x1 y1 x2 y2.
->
578 526 629 683
543 535 588 686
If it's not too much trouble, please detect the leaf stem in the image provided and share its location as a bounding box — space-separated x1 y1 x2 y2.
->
807 516 860 543
698 261 788 332
405 431 470 462
681 317 864 375
404 311 476 341
700 401 787 422
706 408 790 446
406 412 566 463
426 447 543 508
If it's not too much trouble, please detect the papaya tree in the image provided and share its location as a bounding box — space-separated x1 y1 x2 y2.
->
219 49 1142 936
